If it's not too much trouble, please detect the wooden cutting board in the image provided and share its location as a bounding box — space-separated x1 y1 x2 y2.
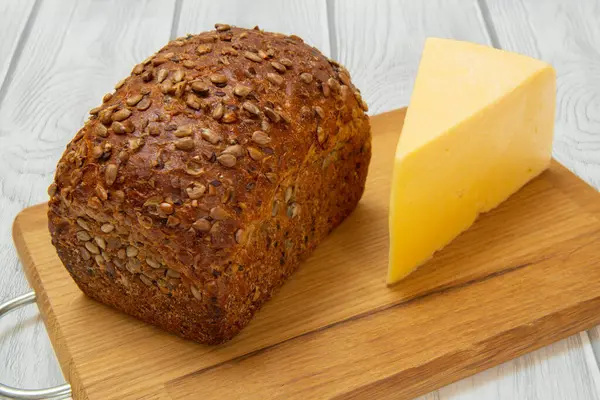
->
13 108 600 400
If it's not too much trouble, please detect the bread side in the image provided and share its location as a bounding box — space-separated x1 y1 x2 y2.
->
48 25 371 344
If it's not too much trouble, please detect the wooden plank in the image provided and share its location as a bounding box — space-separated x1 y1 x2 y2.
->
176 0 331 56
484 0 600 392
0 0 35 94
0 0 176 392
330 0 491 115
12 108 600 399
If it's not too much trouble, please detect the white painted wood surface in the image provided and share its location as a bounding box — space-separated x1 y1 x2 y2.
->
0 0 175 395
332 0 492 115
1 0 600 399
0 0 35 93
177 0 331 56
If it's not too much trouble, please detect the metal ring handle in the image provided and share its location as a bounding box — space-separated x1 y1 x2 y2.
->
0 292 72 399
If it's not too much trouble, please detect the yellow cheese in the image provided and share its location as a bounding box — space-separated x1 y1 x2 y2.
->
388 38 556 284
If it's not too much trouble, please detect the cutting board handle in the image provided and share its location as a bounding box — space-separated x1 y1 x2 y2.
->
0 292 72 400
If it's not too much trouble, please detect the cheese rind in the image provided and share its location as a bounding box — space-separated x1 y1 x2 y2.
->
388 38 556 284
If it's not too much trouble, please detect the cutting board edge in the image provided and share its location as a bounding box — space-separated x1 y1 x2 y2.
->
336 294 600 399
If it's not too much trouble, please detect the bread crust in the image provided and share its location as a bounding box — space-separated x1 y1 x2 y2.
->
48 25 371 344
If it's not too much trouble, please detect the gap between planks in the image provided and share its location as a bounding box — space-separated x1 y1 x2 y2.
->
325 0 338 60
476 0 501 48
0 0 41 110
170 0 183 40
581 331 600 398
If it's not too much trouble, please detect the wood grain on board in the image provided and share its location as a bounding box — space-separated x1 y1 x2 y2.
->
177 0 331 56
12 108 600 400
0 0 176 392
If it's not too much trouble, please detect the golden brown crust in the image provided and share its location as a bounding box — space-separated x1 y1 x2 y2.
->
48 24 371 344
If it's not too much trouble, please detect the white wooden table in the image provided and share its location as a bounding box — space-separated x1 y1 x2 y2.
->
1 0 600 398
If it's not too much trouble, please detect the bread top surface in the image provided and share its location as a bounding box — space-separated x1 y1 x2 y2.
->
49 25 369 280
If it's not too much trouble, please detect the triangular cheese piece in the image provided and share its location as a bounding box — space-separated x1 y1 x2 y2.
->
388 38 556 284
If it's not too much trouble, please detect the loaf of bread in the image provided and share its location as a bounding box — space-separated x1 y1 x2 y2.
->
47 24 371 344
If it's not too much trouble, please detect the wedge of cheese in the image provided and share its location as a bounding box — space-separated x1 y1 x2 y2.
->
388 38 556 284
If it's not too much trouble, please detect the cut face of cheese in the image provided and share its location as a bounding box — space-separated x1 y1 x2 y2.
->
388 38 556 284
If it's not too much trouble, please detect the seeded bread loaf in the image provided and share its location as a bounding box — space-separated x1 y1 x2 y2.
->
47 24 371 344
